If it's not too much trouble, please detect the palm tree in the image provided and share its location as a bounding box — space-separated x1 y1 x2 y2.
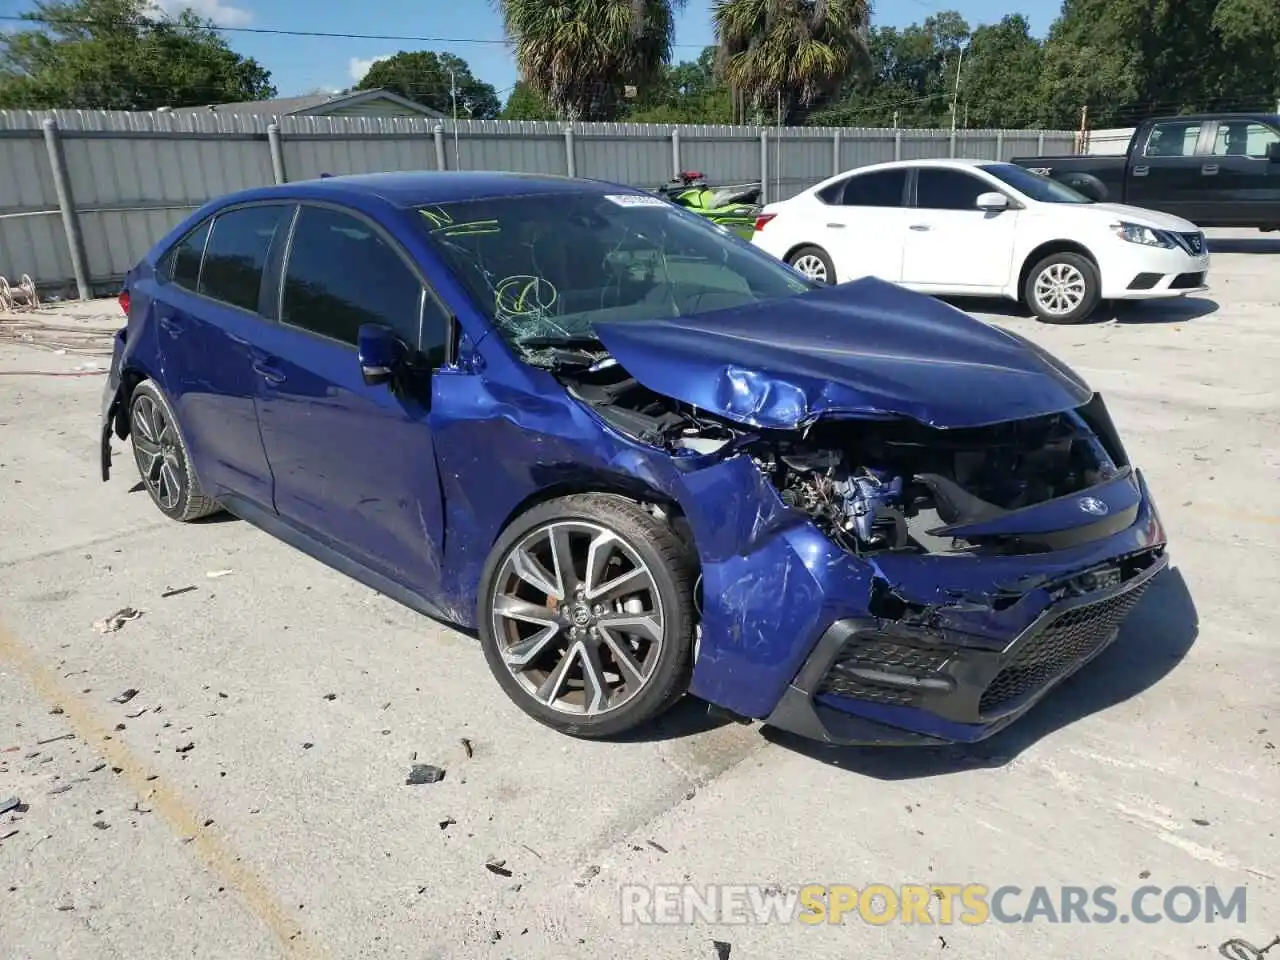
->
713 0 870 123
497 0 684 121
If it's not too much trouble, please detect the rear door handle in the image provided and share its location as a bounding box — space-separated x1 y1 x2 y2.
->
252 359 286 385
909 224 931 231
826 222 846 229
1201 163 1219 175
1132 165 1149 177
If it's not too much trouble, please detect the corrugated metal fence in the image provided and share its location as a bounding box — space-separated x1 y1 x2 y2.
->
0 109 1077 296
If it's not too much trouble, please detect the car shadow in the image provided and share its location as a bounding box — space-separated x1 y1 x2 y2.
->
759 566 1198 779
951 296 1219 324
615 695 736 743
126 480 242 523
1205 236 1280 255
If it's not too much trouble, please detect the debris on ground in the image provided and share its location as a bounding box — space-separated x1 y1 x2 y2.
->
161 585 197 598
0 797 21 816
92 821 109 830
575 864 601 887
36 733 74 746
438 816 456 830
175 742 195 754
1192 817 1211 826
405 764 445 786
94 607 142 634
484 858 513 878
647 839 669 854
712 940 732 960
206 570 233 579
48 784 72 795
111 689 139 704
322 693 336 701
460 737 473 759
48 706 64 716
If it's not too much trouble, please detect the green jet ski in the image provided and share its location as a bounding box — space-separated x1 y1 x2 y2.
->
655 171 762 239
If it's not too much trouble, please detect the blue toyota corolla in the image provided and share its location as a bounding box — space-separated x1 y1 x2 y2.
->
100 171 1168 745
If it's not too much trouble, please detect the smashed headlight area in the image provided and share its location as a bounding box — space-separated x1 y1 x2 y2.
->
565 361 1124 557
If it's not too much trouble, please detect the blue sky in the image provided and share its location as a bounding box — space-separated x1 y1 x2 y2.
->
1 0 1062 100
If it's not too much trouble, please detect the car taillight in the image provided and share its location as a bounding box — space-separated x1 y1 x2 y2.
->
754 213 776 232
118 289 130 315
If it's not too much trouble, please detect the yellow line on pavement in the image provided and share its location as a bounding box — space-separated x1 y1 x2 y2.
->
0 622 327 960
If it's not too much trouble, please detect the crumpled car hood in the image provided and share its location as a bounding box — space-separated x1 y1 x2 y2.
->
592 277 1093 430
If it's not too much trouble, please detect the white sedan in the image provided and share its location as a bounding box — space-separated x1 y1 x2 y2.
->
750 158 1210 324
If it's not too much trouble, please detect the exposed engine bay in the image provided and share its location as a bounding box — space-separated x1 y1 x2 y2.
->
563 360 1123 556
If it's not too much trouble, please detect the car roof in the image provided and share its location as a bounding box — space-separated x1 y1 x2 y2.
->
837 158 1001 176
225 171 641 209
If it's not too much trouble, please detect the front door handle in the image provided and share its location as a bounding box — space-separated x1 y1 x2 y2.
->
1201 163 1219 176
252 359 286 385
909 224 931 231
1132 165 1150 177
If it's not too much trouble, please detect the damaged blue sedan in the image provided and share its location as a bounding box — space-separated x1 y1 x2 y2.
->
100 171 1168 745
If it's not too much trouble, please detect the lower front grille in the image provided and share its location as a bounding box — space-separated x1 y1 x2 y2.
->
1127 272 1161 291
978 582 1151 714
816 636 952 707
1170 271 1205 289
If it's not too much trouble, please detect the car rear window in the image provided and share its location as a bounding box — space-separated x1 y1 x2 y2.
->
198 204 291 312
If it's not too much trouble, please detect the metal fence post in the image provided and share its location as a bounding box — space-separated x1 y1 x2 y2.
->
564 124 576 177
995 130 1005 161
41 119 91 301
1037 132 1045 155
266 122 286 183
671 128 681 177
949 129 957 158
832 129 841 176
759 128 769 206
894 130 903 162
433 124 447 170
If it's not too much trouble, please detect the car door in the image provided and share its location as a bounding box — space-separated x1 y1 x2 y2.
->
250 202 449 598
1200 119 1280 227
899 167 1019 291
817 167 910 283
1125 118 1207 220
151 203 292 507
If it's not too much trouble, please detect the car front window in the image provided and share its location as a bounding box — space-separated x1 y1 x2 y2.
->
415 193 815 361
978 163 1095 204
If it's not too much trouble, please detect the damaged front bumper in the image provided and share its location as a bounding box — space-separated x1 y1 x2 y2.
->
99 328 127 482
681 457 1169 747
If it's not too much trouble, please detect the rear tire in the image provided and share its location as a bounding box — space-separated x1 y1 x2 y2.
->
1023 251 1102 324
477 494 696 739
787 245 836 285
128 380 220 522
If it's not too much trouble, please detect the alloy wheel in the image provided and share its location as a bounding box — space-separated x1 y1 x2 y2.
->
1033 262 1087 316
490 520 666 717
130 394 184 511
792 254 828 283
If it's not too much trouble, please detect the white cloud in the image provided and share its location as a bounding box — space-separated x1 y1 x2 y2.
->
348 54 392 83
149 0 255 28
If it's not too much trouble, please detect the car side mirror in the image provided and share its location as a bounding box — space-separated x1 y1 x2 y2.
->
1267 141 1280 162
357 323 406 386
976 192 1009 212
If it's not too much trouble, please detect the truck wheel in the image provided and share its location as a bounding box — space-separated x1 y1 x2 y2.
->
1023 252 1102 324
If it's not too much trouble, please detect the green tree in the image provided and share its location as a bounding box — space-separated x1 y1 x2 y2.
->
356 51 500 119
500 80 556 120
713 0 871 124
957 14 1044 128
0 0 273 110
498 0 684 121
626 46 733 123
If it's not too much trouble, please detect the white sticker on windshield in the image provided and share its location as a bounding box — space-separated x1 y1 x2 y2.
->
605 193 669 207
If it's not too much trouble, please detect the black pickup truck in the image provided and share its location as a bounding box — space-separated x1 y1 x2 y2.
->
1012 113 1280 230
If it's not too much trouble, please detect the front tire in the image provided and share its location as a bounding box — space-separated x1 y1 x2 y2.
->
1023 252 1102 324
787 245 836 285
477 494 696 739
128 380 220 521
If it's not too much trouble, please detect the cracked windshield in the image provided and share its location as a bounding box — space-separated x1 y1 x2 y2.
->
417 193 813 365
